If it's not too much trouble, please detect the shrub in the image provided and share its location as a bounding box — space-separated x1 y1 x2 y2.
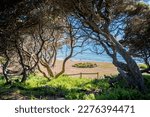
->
83 94 95 100
138 64 148 69
72 62 97 68
95 88 143 100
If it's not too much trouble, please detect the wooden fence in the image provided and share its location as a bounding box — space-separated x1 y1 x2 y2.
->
65 72 99 79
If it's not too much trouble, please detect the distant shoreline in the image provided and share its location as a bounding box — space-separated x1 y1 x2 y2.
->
56 56 143 64
56 57 113 63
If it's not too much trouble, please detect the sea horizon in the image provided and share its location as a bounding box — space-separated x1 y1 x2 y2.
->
57 46 142 63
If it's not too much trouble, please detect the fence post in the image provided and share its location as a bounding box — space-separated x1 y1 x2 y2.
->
97 72 99 79
80 73 82 78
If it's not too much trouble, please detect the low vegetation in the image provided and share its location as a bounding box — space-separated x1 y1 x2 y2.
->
72 62 97 68
0 74 150 100
138 64 148 69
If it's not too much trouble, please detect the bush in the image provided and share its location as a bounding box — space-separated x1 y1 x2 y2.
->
138 64 148 69
72 62 97 68
95 87 143 100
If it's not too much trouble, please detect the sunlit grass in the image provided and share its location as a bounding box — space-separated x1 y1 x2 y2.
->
0 74 150 100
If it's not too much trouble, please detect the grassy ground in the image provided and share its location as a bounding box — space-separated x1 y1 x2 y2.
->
0 74 150 100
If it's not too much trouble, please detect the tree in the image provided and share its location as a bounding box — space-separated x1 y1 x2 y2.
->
37 17 87 79
49 0 146 91
121 3 150 74
0 0 147 92
0 0 47 83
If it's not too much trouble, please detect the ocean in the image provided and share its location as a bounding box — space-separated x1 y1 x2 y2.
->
57 50 112 62
57 45 124 62
56 44 142 63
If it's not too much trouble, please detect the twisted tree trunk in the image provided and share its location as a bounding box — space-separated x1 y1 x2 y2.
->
15 43 28 83
108 34 145 91
2 51 10 84
86 21 145 92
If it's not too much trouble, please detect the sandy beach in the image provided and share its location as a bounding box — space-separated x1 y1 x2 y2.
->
0 60 118 78
50 60 118 78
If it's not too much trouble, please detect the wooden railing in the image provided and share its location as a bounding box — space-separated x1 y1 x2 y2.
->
64 72 99 79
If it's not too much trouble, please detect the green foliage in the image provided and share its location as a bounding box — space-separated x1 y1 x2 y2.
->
137 2 150 8
138 64 148 69
0 75 5 85
0 74 150 100
96 75 150 100
96 87 142 100
72 62 97 68
0 56 5 63
143 74 150 90
83 94 95 100
26 74 48 88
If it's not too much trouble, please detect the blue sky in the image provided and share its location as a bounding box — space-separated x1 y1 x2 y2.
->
143 0 150 4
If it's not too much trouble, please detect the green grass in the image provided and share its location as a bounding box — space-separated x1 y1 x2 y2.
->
0 76 5 85
0 74 150 100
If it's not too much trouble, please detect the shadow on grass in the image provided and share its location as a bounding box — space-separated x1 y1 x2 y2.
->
0 84 65 100
0 78 108 100
0 75 150 100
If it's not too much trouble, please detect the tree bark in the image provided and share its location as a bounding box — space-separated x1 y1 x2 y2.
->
37 63 51 80
2 52 10 84
55 25 74 78
21 67 27 83
15 43 28 83
108 34 145 91
40 60 54 77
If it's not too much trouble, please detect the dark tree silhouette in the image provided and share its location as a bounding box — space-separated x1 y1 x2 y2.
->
121 3 150 74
